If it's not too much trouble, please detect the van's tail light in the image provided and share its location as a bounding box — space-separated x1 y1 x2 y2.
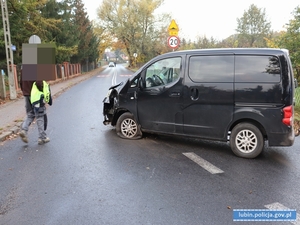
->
282 106 293 126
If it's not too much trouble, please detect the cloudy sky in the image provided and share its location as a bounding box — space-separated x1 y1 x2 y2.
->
83 0 299 41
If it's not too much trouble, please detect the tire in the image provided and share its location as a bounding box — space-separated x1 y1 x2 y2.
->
230 123 264 158
116 112 142 139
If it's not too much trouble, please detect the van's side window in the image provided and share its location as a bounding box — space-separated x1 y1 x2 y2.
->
145 57 181 88
188 55 234 82
235 55 281 82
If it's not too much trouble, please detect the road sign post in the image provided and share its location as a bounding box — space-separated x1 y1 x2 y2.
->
133 53 137 67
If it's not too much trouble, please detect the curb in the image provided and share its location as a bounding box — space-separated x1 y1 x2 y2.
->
0 124 21 142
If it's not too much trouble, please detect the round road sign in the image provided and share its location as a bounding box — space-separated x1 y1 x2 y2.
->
167 36 180 49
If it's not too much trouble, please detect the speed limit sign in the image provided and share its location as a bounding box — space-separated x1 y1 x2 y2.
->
167 36 180 49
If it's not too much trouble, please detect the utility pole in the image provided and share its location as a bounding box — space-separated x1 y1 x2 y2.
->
1 0 17 99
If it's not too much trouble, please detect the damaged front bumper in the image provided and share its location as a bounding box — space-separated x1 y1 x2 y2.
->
103 80 130 126
103 88 119 126
103 97 111 125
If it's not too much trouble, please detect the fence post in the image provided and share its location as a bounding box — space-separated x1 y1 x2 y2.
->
0 70 6 99
13 65 19 91
63 62 69 79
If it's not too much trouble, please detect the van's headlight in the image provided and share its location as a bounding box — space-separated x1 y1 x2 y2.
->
106 89 112 98
103 90 112 103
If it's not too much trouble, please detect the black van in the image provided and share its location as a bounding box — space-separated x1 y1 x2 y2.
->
103 48 296 158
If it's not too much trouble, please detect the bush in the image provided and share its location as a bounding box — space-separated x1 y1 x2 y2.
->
295 88 300 121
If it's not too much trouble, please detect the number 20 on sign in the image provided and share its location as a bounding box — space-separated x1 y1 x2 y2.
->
167 36 180 49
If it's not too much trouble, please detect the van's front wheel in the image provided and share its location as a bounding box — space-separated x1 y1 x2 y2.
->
230 123 264 158
116 112 142 139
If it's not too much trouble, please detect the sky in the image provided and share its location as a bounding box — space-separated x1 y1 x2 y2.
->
83 0 299 41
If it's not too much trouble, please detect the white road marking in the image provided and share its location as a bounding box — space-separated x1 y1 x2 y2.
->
183 152 224 174
264 202 299 224
97 75 109 77
112 68 117 85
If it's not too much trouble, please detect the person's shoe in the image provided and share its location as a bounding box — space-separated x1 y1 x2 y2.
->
38 137 50 145
19 130 28 143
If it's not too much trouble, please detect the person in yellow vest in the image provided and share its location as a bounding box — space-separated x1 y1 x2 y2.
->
19 80 52 145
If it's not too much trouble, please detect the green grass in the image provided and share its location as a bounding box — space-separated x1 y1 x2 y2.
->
295 87 300 121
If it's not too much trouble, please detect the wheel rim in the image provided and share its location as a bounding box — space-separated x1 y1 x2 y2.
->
235 129 257 153
121 118 138 138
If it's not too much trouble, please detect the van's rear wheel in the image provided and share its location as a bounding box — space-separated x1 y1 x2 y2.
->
116 112 142 139
230 123 264 158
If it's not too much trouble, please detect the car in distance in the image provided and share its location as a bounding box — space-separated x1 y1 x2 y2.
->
108 62 115 67
103 48 296 159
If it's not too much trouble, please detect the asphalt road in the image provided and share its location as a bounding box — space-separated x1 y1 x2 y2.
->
0 64 299 225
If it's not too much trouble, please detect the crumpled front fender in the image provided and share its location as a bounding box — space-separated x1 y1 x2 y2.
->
103 96 110 104
103 89 119 125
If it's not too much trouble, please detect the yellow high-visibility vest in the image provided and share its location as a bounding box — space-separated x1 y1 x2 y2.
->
30 81 50 107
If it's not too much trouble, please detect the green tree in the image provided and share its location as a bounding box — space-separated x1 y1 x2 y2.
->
269 6 300 80
40 0 99 66
88 31 100 65
41 0 77 63
0 28 5 68
0 0 60 65
145 25 170 58
218 35 239 48
96 0 170 67
179 38 198 50
69 0 99 70
93 25 113 60
236 4 271 47
1 0 99 70
193 35 218 49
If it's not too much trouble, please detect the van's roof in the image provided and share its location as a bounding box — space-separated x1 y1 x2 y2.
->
161 48 288 57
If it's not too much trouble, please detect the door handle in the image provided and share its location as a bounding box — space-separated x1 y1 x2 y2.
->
190 88 199 100
130 91 137 99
